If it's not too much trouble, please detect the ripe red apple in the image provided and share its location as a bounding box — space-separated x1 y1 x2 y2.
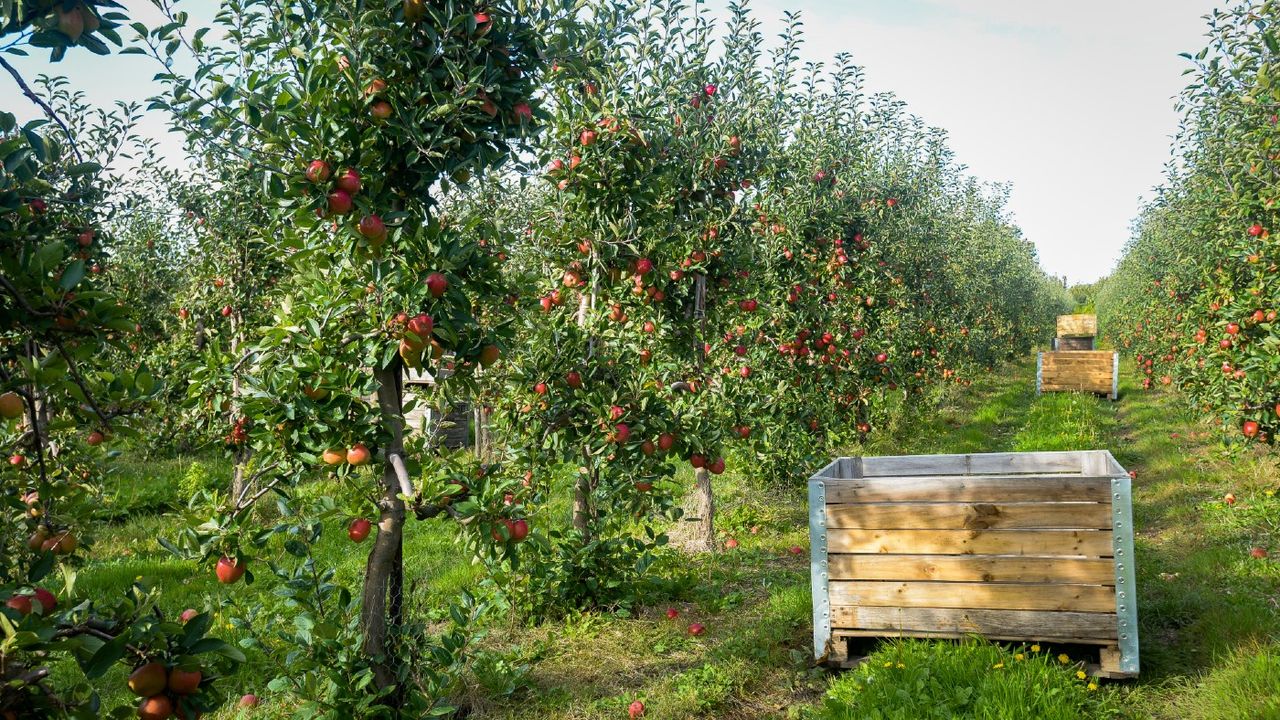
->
788 546 804 555
322 448 345 465
736 425 751 439
635 257 653 275
566 371 583 389
639 349 652 364
629 700 645 719
9 454 25 468
128 662 168 697
5 594 32 616
643 321 656 333
178 307 191 320
370 100 393 119
613 423 631 443
335 168 362 194
137 695 173 720
305 160 331 183
687 623 705 636
609 405 625 421
327 189 354 215
86 430 105 446
689 454 706 469
708 457 725 475
1128 470 1137 480
425 272 448 297
32 587 56 613
1250 546 1268 559
478 345 501 368
508 518 529 542
180 608 199 623
634 480 653 492
640 440 656 456
724 537 738 549
513 102 533 122
358 214 387 242
168 667 202 695
349 518 372 542
220 305 233 318
0 391 24 419
239 694 260 708
215 556 245 584
1249 223 1264 236
580 129 597 146
1225 493 1237 506
658 433 675 452
347 443 372 465
1226 322 1241 335
1243 420 1260 438
665 608 679 619
875 352 888 363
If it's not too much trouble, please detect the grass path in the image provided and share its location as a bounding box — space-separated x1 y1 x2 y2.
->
82 360 1280 718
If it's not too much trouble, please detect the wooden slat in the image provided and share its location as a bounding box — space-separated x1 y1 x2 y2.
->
826 502 1111 530
825 476 1113 504
828 554 1116 584
829 580 1116 612
828 529 1114 557
832 629 1116 647
832 606 1118 640
1057 314 1098 338
859 451 1086 477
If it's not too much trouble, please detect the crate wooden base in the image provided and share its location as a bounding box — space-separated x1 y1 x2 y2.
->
825 635 1132 679
810 452 1139 679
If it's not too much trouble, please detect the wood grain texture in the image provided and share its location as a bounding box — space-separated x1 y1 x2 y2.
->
824 475 1114 504
827 528 1114 557
826 502 1111 530
827 554 1116 584
829 580 1117 612
1056 314 1098 338
831 605 1118 640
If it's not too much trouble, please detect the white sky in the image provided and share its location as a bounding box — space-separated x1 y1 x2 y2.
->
4 0 1218 283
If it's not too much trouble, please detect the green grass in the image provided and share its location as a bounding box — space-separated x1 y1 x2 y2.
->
79 359 1280 718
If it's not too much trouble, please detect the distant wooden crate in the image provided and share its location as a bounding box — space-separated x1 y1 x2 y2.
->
1053 336 1095 351
1057 314 1098 338
809 451 1139 678
1038 351 1118 400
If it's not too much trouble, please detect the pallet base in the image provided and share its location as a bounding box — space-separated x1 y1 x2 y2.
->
826 635 1137 679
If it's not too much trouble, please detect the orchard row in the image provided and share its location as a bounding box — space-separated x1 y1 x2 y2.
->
1 0 1067 716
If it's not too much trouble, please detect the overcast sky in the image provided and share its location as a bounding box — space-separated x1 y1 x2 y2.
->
4 0 1218 283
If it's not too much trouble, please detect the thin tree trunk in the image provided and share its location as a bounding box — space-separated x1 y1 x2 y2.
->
363 363 409 693
228 319 251 504
572 286 596 537
694 466 715 552
692 273 715 552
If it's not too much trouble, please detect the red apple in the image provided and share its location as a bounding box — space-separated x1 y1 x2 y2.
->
349 518 372 542
613 423 631 443
87 430 105 446
635 257 653 275
180 608 199 623
478 345 501 368
336 168 362 194
724 537 738 549
358 214 387 242
239 694 260 708
657 433 675 452
137 695 173 720
322 448 345 465
168 667 202 695
513 102 533 122
221 305 233 317
687 622 705 636
508 518 529 542
566 371 583 388
128 662 168 697
305 160 332 184
370 100 393 119
9 454 25 468
708 457 725 475
629 700 645 719
0 391 24 419
425 272 448 297
580 129 597 146
327 189 353 215
640 440 656 456
689 454 706 469
1243 420 1260 438
665 608 679 619
215 556 245 584
32 587 56 613
1250 546 1269 559
4 595 32 616
1249 223 1264 236
788 546 804 555
347 443 372 465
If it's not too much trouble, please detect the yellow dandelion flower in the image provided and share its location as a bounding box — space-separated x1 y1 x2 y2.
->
1014 653 1025 661
1088 683 1098 691
896 662 905 669
992 662 1005 669
1058 653 1070 664
1030 644 1041 652
1266 489 1276 497
1076 670 1087 680
883 661 893 668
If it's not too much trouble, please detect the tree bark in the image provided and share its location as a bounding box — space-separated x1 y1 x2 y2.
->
693 466 715 552
363 363 409 694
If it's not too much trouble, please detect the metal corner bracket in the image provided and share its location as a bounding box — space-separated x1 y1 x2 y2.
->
1110 475 1140 675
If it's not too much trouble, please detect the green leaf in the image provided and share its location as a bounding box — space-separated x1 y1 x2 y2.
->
82 631 129 679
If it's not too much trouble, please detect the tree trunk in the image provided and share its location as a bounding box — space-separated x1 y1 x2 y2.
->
571 285 596 538
693 466 715 552
228 319 251 505
363 363 409 694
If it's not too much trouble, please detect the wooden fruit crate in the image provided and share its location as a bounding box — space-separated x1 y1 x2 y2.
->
1037 351 1118 400
809 451 1139 678
1056 314 1098 338
1053 336 1095 351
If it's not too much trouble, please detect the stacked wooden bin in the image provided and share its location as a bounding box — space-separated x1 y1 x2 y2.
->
1038 314 1118 401
808 451 1140 678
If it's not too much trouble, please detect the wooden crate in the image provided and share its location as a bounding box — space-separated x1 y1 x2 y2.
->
809 451 1139 678
1056 314 1098 339
1037 351 1118 400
